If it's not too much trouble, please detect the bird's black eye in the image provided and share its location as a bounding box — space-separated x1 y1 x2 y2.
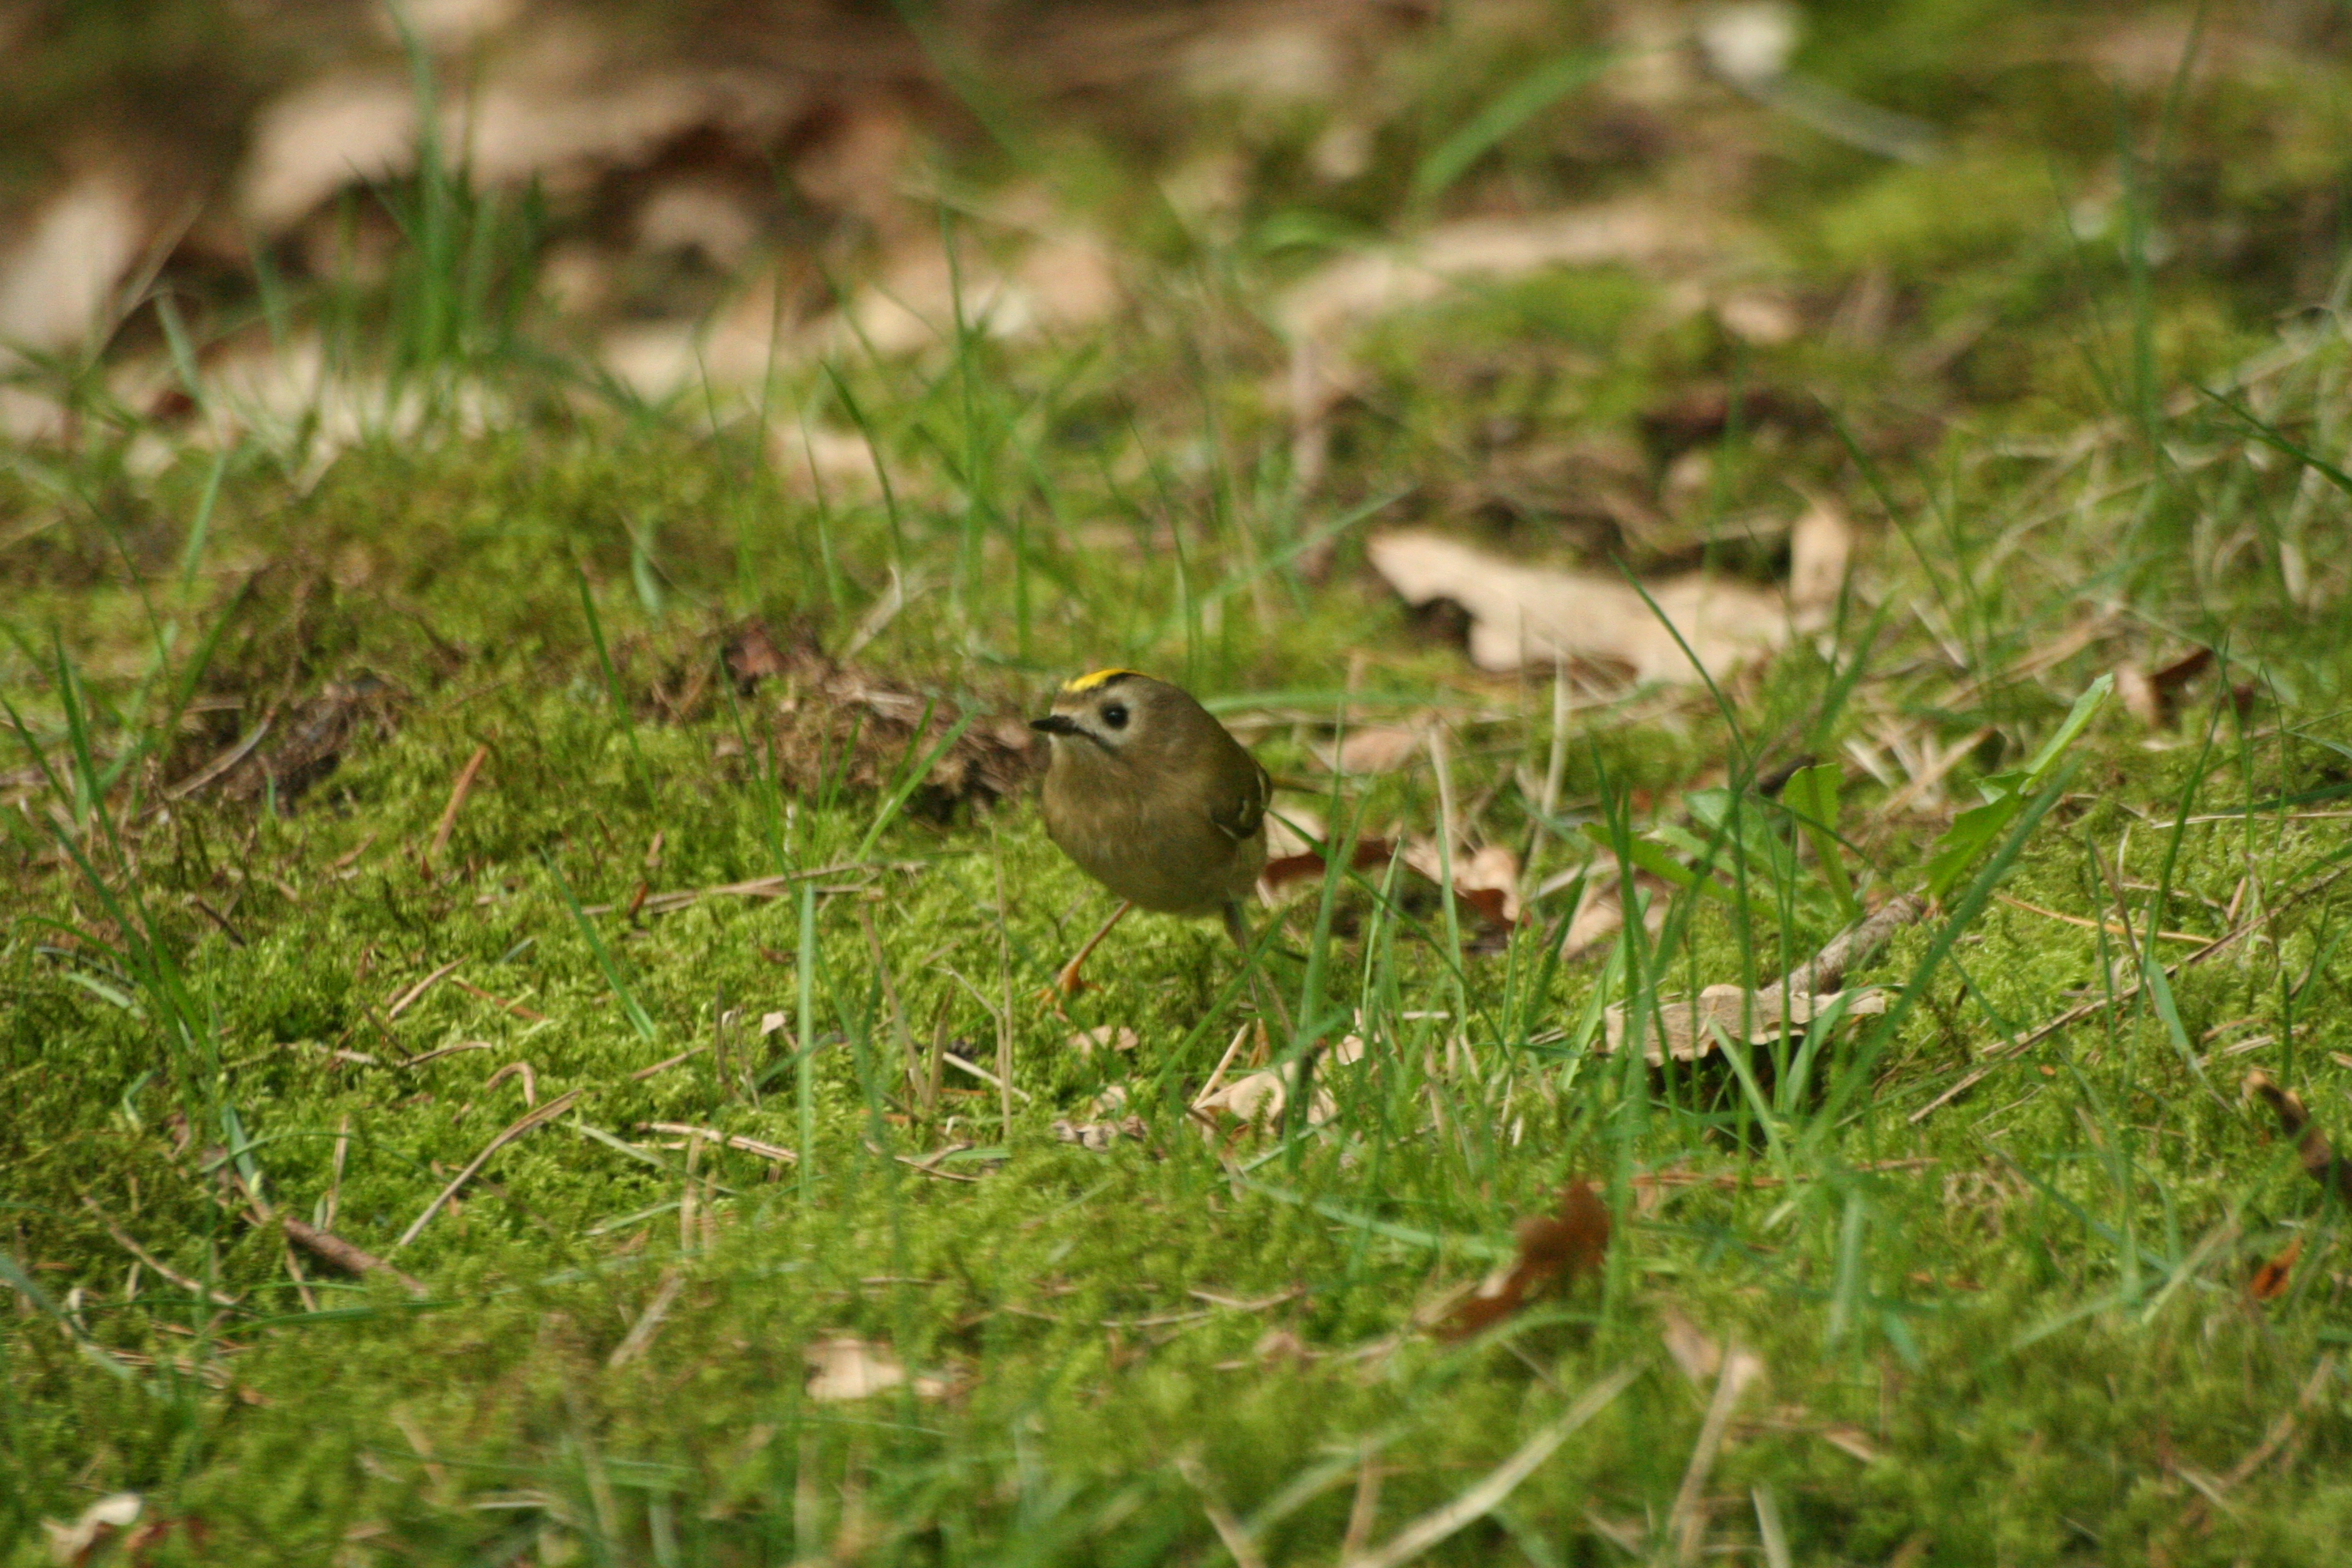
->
1101 702 1129 730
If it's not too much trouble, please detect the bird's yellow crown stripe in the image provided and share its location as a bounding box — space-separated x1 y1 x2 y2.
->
1063 667 1142 693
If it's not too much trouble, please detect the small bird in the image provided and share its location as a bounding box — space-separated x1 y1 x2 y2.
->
1031 668 1272 994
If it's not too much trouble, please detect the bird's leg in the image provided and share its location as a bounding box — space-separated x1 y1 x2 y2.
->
1051 900 1134 997
1224 900 1295 1036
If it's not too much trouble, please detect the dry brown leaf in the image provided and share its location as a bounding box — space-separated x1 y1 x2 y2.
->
2118 647 2215 730
1050 1117 1146 1152
736 620 1039 815
1260 830 1522 934
1599 894 1923 1060
42 1493 142 1566
2244 1071 2352 1204
1191 1036 1365 1136
191 676 397 812
1437 1182 1610 1339
1603 982 1886 1064
1367 527 1842 683
1403 840 1522 926
804 1337 943 1402
1067 1026 1139 1059
1277 203 1689 342
1656 1305 1722 1386
1320 725 1426 775
0 174 145 357
2250 1234 2303 1303
1558 871 1669 960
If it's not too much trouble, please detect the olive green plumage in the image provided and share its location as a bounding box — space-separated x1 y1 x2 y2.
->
1031 669 1271 926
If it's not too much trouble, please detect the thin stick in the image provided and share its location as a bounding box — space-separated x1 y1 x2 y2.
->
393 1088 584 1251
1671 1348 1765 1565
607 1269 685 1369
426 742 490 864
385 958 467 1022
450 976 545 1022
282 1243 321 1313
1527 657 1571 868
81 1197 240 1306
1175 1460 1268 1568
1343 1360 1644 1568
1910 863 2352 1124
1994 892 2206 945
630 1043 710 1081
639 1122 798 1163
1192 1022 1258 1110
941 1051 1032 1102
325 1115 350 1232
281 1215 428 1298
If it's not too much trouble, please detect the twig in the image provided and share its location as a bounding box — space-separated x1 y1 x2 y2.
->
398 1039 496 1069
607 1268 685 1369
943 1050 1032 1102
163 714 274 802
1343 1361 1644 1568
1994 892 2207 945
1175 1459 1268 1568
1784 894 1927 996
1910 863 2352 1124
426 743 491 864
450 976 545 1021
80 1196 240 1307
394 1088 584 1251
385 959 467 1022
2243 1072 2352 1203
638 1122 797 1164
579 863 883 917
1671 1348 1765 1565
280 1215 429 1298
631 1043 710 1081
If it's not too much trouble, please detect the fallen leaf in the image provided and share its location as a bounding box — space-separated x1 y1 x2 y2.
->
1403 840 1522 926
749 620 1041 815
2250 1234 2303 1303
1439 1181 1610 1339
1067 1026 1139 1058
1558 871 1669 960
1191 1036 1365 1137
201 676 398 812
2117 647 2214 730
2244 1071 2352 1203
1656 1305 1722 1386
1318 725 1426 774
1050 1117 1146 1151
42 1493 142 1566
1602 982 1886 1064
1277 203 1692 342
1367 528 1840 683
804 1337 944 1402
0 174 146 357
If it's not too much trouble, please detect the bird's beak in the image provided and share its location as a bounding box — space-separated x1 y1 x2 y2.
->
1030 714 1082 736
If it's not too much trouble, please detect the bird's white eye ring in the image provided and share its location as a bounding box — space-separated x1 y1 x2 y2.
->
1102 702 1129 729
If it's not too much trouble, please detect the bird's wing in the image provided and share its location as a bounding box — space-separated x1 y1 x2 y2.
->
1207 753 1273 843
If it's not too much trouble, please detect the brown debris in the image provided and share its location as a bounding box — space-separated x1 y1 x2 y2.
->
2249 1234 2303 1303
279 1215 429 1298
1601 894 1925 1062
1438 1181 1610 1340
2116 647 2215 729
1365 504 1850 685
730 619 1039 817
2244 1071 2352 1204
207 675 397 812
1258 830 1524 937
